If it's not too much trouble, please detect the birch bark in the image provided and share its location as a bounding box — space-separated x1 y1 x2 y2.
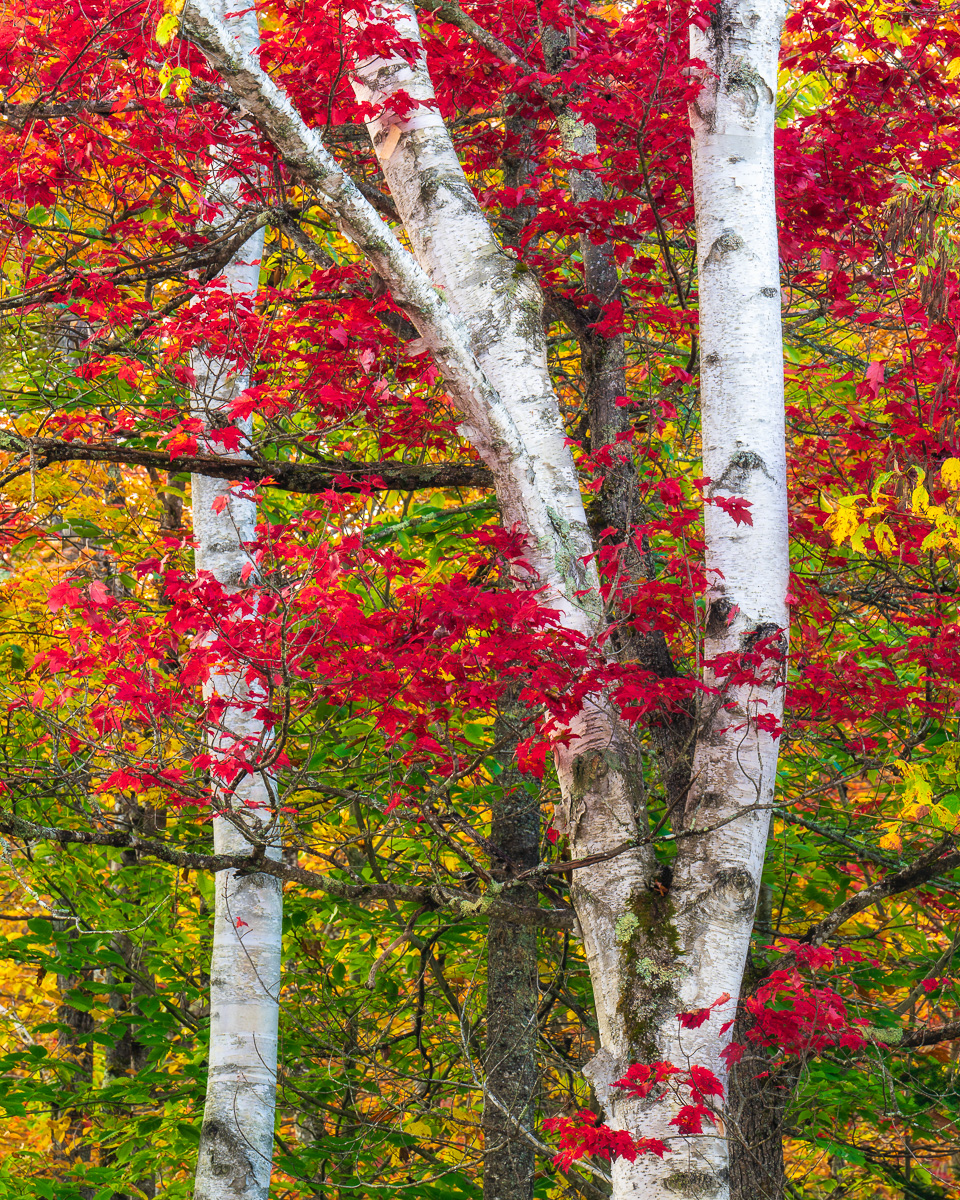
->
180 2 788 1196
595 5 790 1198
188 6 282 1197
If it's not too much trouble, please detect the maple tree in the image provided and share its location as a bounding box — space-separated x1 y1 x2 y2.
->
0 0 959 1199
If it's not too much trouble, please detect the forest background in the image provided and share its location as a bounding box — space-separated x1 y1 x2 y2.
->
0 0 958 1198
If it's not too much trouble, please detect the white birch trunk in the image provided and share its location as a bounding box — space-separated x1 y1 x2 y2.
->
188 6 282 1196
180 3 788 1196
592 4 790 1197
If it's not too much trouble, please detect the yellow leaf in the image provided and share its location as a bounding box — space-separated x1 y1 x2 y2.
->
878 825 902 852
871 469 894 502
874 523 897 555
824 505 861 546
156 12 180 44
942 458 960 489
159 65 192 100
920 530 945 552
911 478 930 516
948 57 960 80
904 771 932 810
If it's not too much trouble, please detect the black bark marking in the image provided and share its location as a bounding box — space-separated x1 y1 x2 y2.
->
664 1167 726 1197
712 866 757 915
705 597 736 639
742 622 785 652
197 1119 255 1196
704 228 745 267
709 449 773 497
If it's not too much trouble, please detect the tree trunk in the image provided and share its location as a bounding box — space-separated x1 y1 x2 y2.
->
189 7 282 1197
106 843 156 1200
727 1043 798 1200
588 4 789 1197
53 919 95 1200
484 702 541 1200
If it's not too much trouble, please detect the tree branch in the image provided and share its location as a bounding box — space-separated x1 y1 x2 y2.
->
0 806 573 929
899 1018 960 1049
414 0 567 115
0 433 492 493
802 839 960 947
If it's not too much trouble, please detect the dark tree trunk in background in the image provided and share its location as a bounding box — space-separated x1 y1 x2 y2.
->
728 1050 799 1200
105 846 156 1200
483 704 541 1200
728 974 800 1200
53 920 95 1200
483 71 546 1200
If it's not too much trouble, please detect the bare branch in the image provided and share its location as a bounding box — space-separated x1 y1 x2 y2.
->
899 1018 960 1049
802 839 960 947
0 806 573 929
0 433 492 493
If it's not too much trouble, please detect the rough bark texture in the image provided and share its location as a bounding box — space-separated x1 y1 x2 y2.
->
189 6 283 1198
727 1045 797 1200
484 704 541 1200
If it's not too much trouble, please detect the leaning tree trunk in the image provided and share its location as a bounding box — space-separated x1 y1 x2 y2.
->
180 2 788 1197
189 5 282 1197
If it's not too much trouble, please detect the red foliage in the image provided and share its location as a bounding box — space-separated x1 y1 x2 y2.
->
542 1110 667 1168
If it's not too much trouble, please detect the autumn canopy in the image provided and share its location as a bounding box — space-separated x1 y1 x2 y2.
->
0 1 958 1199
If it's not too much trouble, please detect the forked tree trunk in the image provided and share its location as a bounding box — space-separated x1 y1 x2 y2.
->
189 6 282 1197
586 5 789 1198
181 2 788 1196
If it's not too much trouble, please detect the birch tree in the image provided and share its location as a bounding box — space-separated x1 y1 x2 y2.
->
176 0 789 1196
188 5 282 1195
